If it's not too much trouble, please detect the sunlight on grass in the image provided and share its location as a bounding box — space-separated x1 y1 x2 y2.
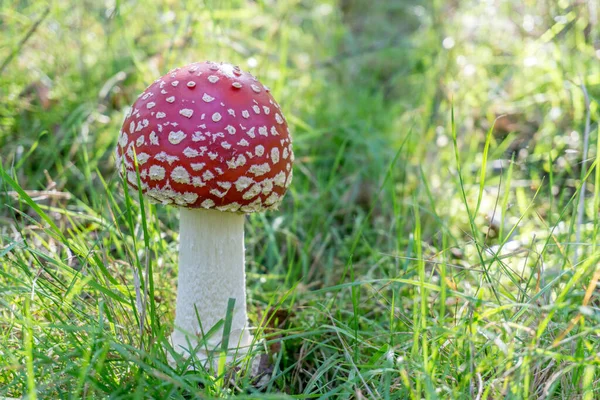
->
1 0 600 398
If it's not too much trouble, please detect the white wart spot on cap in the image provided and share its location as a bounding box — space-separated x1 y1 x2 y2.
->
212 112 222 122
137 153 150 165
262 179 273 195
207 75 219 83
275 113 284 124
273 171 286 187
246 127 256 138
225 125 236 135
242 110 250 119
192 177 204 187
183 147 200 157
255 145 265 157
258 126 268 136
127 170 138 185
171 81 179 87
264 192 280 205
248 163 271 176
119 131 128 147
190 162 205 171
227 154 247 169
192 131 206 142
187 81 196 88
234 176 254 192
147 102 156 109
179 109 194 118
150 131 159 145
126 142 135 159
201 199 215 208
271 148 280 163
237 138 249 147
149 165 166 180
182 192 198 204
252 105 261 114
232 82 242 88
216 202 241 212
262 106 270 114
210 188 227 198
154 152 179 164
146 189 171 205
241 198 263 213
166 96 175 103
251 84 261 93
168 130 187 144
242 183 262 200
156 112 166 119
217 181 232 190
202 170 215 181
202 93 215 103
171 166 191 184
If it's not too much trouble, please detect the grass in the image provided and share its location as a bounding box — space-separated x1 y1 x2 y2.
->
1 0 600 398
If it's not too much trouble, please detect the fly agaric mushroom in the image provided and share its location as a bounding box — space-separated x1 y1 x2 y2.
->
115 61 293 363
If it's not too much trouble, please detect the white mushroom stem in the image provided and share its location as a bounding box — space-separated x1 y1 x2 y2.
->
171 207 253 362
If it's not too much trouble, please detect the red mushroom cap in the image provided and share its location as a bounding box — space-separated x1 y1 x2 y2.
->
115 61 293 213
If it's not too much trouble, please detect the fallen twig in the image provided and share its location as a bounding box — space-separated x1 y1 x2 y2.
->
6 190 71 201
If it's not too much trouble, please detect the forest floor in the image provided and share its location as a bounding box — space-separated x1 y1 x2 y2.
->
1 0 600 398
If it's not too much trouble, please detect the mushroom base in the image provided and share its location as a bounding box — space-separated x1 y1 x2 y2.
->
170 329 255 368
170 208 254 367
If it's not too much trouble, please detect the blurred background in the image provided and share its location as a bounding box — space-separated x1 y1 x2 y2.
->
1 0 600 397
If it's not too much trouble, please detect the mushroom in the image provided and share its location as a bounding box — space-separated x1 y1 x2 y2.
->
115 61 293 364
